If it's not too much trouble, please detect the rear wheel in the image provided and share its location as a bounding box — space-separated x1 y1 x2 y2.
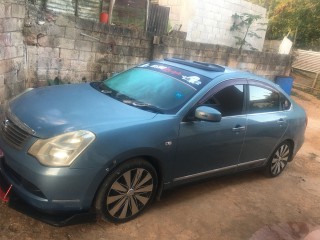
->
95 158 158 223
265 141 293 177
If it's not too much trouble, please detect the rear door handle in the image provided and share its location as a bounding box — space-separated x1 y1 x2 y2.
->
278 118 287 127
232 125 246 132
278 118 286 123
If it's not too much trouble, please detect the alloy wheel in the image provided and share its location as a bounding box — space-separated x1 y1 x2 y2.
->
106 168 154 220
270 144 290 176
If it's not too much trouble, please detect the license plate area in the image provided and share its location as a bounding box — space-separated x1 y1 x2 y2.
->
0 183 12 202
0 148 12 202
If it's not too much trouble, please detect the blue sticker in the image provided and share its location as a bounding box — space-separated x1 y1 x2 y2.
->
175 92 184 99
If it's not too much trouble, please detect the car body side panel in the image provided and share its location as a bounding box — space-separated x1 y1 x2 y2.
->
283 102 307 158
174 115 247 180
237 111 288 169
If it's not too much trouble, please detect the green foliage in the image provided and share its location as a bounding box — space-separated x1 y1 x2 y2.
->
230 13 265 52
267 0 320 50
246 0 320 51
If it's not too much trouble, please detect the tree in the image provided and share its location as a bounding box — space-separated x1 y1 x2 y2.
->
230 13 266 52
247 0 320 50
267 0 320 50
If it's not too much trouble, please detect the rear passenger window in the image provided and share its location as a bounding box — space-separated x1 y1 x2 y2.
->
249 86 280 113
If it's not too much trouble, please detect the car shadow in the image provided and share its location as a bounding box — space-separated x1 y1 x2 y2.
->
152 169 267 210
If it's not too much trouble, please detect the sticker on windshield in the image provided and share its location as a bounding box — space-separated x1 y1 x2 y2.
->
182 76 201 85
137 63 208 90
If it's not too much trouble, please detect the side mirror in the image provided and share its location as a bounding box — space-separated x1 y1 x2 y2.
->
195 106 222 122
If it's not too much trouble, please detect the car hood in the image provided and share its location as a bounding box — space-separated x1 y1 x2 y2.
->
9 83 157 138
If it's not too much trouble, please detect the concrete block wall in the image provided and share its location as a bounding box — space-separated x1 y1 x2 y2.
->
0 0 26 104
1 4 291 103
24 8 151 87
153 36 291 80
23 8 288 87
263 40 282 53
159 0 267 51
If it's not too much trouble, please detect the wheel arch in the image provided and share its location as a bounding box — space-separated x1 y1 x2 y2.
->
92 153 165 208
283 138 294 162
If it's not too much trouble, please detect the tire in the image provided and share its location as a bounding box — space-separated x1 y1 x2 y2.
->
265 141 293 177
95 158 158 223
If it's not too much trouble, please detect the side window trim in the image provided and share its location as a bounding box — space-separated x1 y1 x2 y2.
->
199 79 247 118
247 83 281 114
182 79 248 122
246 79 280 94
199 79 248 105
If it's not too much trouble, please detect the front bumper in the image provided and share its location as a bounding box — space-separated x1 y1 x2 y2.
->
0 154 100 212
0 154 99 226
0 173 96 226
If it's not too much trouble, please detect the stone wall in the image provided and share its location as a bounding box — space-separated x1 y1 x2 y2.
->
24 6 151 87
0 0 26 105
153 35 290 80
263 40 282 53
1 5 291 103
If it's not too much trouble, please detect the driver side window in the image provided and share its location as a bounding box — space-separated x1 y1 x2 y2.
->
204 85 244 117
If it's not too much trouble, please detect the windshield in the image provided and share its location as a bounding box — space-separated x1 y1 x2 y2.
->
100 63 210 113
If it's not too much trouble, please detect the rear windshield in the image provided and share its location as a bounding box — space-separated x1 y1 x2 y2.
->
101 63 211 113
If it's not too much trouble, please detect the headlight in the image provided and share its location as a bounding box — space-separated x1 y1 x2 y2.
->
28 130 95 167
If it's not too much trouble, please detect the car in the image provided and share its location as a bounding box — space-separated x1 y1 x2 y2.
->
0 58 307 224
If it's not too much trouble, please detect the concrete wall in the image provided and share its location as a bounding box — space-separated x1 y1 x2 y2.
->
263 40 282 53
159 0 267 51
0 0 26 105
24 5 151 87
1 5 291 103
153 35 290 80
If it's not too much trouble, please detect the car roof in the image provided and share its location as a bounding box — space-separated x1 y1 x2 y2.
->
155 58 274 87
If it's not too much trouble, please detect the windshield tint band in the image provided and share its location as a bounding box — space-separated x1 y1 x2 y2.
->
137 63 211 91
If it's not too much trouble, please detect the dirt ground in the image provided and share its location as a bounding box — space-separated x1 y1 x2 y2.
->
0 88 320 240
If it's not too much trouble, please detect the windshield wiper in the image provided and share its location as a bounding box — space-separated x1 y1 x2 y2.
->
99 84 163 113
99 83 118 96
122 100 163 114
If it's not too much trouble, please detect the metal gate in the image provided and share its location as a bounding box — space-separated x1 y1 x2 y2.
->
147 4 170 36
46 0 100 21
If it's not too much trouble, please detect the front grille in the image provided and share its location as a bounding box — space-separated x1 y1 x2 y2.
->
1 118 30 149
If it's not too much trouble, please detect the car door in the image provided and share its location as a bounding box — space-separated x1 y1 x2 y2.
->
237 82 289 171
173 82 247 183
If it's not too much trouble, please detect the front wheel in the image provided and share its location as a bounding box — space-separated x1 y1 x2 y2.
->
95 158 158 223
265 141 293 177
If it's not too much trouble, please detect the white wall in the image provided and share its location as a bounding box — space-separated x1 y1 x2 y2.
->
159 0 267 51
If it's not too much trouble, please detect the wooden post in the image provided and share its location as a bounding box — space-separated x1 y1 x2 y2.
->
108 0 116 25
312 72 319 89
145 0 150 32
100 0 103 14
293 26 298 48
75 0 79 17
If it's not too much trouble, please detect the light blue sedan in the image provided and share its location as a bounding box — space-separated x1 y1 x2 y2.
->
0 58 307 224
